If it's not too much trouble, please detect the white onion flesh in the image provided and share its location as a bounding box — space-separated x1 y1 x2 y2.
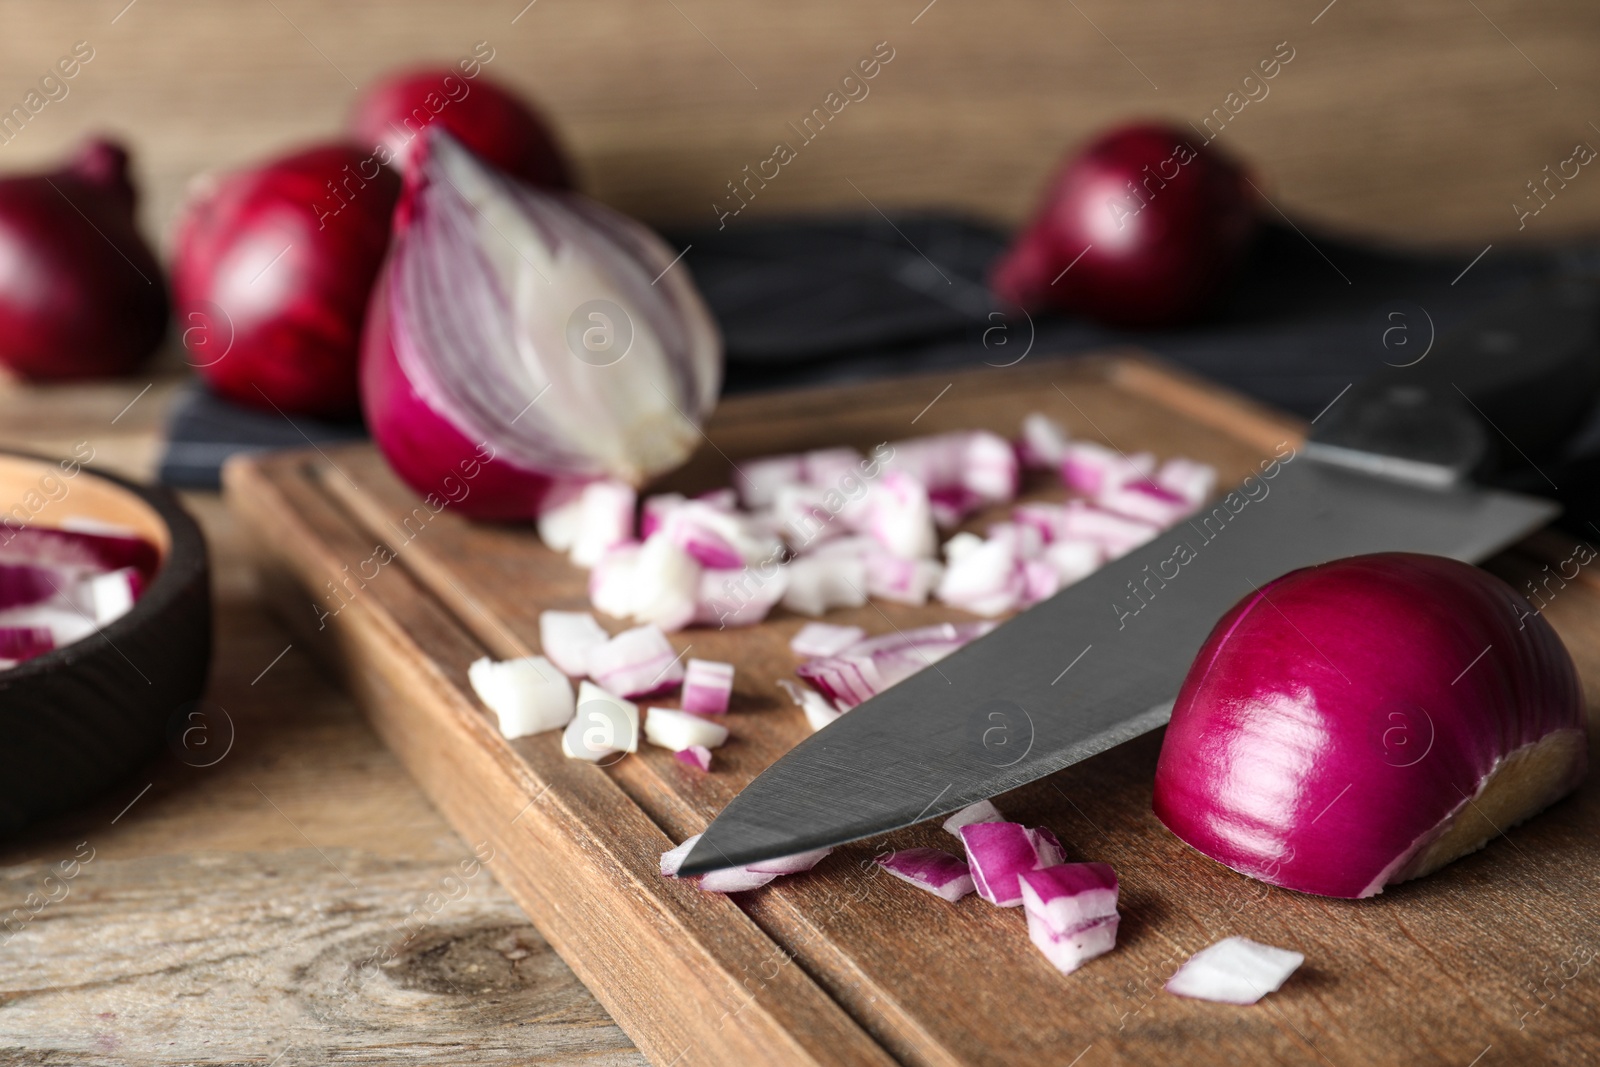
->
468 655 575 738
1165 936 1304 1004
538 609 609 677
643 706 729 750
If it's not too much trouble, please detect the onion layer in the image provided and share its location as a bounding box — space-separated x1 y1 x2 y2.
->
362 130 721 519
1153 553 1588 899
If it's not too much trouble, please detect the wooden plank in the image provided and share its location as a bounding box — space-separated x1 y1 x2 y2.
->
226 352 1600 1066
5 1 1600 246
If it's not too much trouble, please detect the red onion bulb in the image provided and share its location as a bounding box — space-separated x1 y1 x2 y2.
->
362 131 721 521
991 122 1257 326
1154 553 1587 899
0 138 167 380
172 143 400 417
349 67 572 190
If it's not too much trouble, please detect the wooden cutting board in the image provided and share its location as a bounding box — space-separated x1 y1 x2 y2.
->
223 352 1600 1067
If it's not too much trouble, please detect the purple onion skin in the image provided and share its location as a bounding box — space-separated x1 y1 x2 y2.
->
0 139 168 380
172 143 399 418
361 269 556 521
1154 553 1586 899
991 122 1257 327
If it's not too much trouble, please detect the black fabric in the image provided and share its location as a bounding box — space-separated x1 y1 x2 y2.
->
161 214 1600 520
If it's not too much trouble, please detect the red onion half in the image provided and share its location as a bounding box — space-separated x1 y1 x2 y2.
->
0 139 167 379
350 66 572 190
362 131 721 520
991 123 1257 326
1154 553 1587 899
172 143 400 416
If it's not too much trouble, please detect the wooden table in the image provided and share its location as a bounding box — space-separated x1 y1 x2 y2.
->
0 370 645 1065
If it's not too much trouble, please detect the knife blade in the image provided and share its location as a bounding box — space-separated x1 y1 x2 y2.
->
680 279 1600 877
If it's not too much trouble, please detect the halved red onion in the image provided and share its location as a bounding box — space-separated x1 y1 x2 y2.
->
675 745 713 772
942 798 1004 835
875 848 976 902
586 624 685 698
789 622 865 658
361 130 721 520
795 621 995 710
643 706 729 749
538 609 609 677
1154 553 1588 898
681 658 734 714
468 654 575 738
1164 936 1303 1004
957 821 1067 907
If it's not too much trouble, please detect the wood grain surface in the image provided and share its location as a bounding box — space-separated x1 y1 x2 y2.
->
0 384 646 1064
2 0 1600 253
224 352 1600 1067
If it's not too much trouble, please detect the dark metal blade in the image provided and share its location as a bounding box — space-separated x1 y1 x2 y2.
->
679 457 1556 875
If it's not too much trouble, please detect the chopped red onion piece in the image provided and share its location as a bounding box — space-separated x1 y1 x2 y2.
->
928 486 986 529
958 821 1066 907
1021 559 1061 607
1044 539 1103 587
468 654 576 738
0 604 96 649
865 554 942 606
563 680 640 760
643 706 729 749
801 446 864 486
1056 502 1160 558
535 481 587 551
942 531 984 564
804 534 878 559
1012 502 1068 544
629 534 701 632
0 563 66 611
747 846 832 875
588 542 642 619
694 565 788 628
587 624 684 698
868 470 937 560
1154 456 1217 506
1060 442 1154 497
779 556 867 616
539 609 610 677
789 622 865 658
640 492 687 538
960 430 1020 504
569 480 638 568
1165 936 1304 1004
665 501 782 566
736 454 804 508
1032 826 1067 867
0 522 160 578
1097 481 1193 526
0 626 54 661
82 567 140 625
681 657 734 714
661 833 699 876
936 537 1024 617
986 522 1045 561
876 848 975 902
778 678 844 732
658 507 740 570
1018 863 1118 937
699 867 779 893
943 799 1004 835
796 621 994 710
675 744 713 772
1018 412 1071 468
1027 912 1120 976
695 487 739 510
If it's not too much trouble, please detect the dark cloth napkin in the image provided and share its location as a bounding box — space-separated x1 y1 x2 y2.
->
160 213 1600 531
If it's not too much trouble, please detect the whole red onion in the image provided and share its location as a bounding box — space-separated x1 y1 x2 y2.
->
1153 553 1587 899
0 138 167 380
171 144 400 417
992 123 1257 326
350 68 572 190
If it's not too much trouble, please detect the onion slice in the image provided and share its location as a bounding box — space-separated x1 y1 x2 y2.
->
875 848 975 902
1165 936 1303 1004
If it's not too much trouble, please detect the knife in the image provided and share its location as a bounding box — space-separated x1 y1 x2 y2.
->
680 278 1600 876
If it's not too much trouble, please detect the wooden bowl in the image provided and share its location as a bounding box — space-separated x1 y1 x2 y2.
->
0 452 211 834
